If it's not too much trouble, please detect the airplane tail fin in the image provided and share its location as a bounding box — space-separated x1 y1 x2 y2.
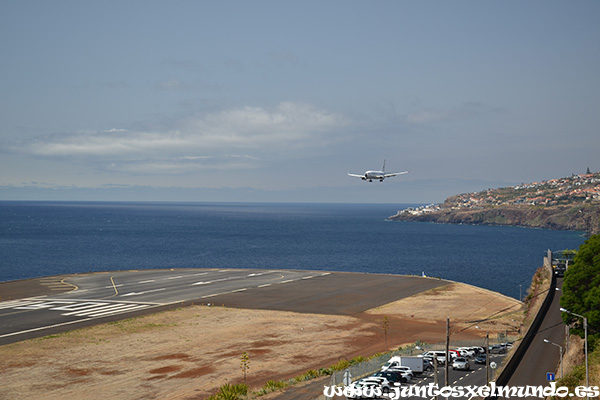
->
382 159 386 172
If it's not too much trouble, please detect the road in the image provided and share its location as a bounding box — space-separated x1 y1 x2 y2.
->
500 277 565 399
0 268 449 345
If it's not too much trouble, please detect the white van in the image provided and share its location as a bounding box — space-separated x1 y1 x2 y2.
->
421 351 447 365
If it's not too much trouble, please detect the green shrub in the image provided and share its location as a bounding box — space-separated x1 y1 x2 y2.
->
208 383 248 400
330 359 350 371
557 364 586 392
263 379 288 391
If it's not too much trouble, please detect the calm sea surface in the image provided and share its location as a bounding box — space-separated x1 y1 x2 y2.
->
0 201 585 299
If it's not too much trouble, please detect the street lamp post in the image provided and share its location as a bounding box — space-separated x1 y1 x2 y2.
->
560 308 588 393
543 338 563 379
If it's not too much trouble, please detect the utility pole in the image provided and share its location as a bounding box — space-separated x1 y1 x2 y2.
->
434 357 439 400
485 331 490 383
445 318 450 394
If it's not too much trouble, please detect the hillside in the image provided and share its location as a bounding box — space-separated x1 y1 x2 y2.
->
390 172 600 234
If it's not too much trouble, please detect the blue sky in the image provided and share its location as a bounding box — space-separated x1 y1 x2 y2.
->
1 1 599 203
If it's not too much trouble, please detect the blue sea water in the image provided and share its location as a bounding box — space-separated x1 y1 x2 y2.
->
0 201 585 299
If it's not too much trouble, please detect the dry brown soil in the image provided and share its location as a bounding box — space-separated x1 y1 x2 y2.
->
0 282 521 400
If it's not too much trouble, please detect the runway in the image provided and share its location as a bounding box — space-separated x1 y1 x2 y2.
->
0 269 449 345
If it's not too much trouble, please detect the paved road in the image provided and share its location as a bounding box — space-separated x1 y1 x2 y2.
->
501 277 565 399
0 269 449 345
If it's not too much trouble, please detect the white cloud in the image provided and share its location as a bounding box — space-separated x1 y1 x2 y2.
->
10 102 348 174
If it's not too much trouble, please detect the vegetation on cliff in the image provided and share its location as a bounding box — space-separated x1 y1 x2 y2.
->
561 234 600 349
390 172 600 234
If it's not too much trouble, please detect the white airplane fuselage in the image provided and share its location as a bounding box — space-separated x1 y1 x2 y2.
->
363 171 387 181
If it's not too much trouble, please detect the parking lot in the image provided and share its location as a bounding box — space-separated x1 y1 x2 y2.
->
332 346 509 400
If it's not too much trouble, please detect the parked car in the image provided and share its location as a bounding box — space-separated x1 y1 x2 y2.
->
346 377 390 399
452 357 470 371
422 351 447 365
489 344 507 354
372 370 404 385
385 366 413 382
474 354 487 364
457 347 476 358
448 349 461 359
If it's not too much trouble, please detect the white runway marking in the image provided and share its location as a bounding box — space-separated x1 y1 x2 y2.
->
0 298 160 319
120 288 166 297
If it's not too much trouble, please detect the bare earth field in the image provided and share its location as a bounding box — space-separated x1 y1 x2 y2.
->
0 282 521 400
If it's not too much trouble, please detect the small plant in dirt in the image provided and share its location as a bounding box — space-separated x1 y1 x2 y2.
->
240 352 250 382
382 315 389 350
206 383 248 400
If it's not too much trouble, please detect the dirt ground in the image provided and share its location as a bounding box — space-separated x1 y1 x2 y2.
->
0 282 522 400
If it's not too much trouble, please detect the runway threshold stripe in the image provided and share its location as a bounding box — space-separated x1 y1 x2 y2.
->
62 303 129 315
0 300 42 310
86 304 150 317
0 318 95 339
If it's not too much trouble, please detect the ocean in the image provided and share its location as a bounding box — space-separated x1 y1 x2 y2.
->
0 201 585 299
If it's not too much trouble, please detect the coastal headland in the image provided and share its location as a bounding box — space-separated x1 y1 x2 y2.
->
390 172 600 233
0 270 522 400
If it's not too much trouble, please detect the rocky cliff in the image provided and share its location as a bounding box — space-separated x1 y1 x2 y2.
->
389 204 598 232
389 172 600 233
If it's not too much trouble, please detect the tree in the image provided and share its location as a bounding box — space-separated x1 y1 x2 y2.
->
560 234 600 349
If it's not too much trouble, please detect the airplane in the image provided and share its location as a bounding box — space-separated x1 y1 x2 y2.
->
348 160 409 182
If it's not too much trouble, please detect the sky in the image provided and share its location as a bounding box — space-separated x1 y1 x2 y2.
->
1 1 599 204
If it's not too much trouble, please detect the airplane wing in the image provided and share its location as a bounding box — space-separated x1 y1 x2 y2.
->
383 171 409 178
347 173 365 178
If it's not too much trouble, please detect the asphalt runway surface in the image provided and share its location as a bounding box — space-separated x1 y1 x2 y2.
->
0 269 449 345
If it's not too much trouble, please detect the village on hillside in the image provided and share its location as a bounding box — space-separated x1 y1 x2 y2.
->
403 171 600 217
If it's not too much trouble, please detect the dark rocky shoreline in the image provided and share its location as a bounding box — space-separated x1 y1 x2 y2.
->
389 204 599 234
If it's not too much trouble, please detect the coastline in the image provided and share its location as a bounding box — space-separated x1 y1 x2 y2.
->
389 204 597 233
